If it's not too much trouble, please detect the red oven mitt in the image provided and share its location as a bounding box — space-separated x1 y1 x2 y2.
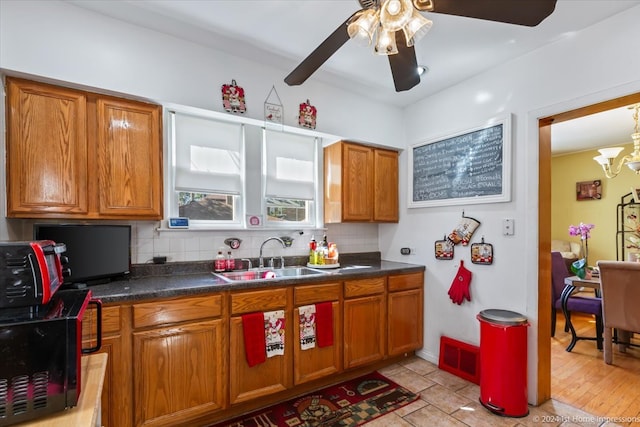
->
448 260 472 305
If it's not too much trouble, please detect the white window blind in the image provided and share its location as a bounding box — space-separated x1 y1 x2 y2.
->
173 112 243 194
263 130 316 200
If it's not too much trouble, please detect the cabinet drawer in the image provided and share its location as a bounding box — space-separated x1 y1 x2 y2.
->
388 272 424 292
82 305 121 340
295 283 341 305
231 288 287 314
133 294 222 328
344 277 385 298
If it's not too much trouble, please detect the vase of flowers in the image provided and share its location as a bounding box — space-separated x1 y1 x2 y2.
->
568 222 595 279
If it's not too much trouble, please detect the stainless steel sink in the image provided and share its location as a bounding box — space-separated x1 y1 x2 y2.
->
213 266 328 282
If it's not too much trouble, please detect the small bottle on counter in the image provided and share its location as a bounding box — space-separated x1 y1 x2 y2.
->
214 251 226 273
309 236 317 265
225 251 235 272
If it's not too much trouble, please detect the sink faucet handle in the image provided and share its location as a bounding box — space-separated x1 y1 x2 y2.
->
280 256 285 268
241 258 252 270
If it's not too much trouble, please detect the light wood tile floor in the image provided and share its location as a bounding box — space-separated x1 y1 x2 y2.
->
375 313 640 427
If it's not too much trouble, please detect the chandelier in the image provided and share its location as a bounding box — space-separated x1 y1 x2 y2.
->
593 103 640 178
347 0 434 55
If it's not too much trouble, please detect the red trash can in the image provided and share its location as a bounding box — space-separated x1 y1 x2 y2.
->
477 309 529 417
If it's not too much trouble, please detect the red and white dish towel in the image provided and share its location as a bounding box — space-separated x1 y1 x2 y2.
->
264 310 286 357
242 310 286 367
299 302 333 350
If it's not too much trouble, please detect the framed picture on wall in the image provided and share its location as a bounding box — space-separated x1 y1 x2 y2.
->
576 180 602 201
632 187 640 203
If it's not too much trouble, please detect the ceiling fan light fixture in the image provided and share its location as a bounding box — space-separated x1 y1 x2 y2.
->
374 25 398 55
347 9 379 46
402 10 432 46
412 0 434 11
380 0 413 32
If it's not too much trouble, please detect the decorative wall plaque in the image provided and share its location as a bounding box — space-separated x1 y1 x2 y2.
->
298 99 317 129
221 79 246 114
264 85 283 128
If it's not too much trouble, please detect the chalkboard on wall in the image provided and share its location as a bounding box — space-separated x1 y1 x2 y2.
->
408 115 511 208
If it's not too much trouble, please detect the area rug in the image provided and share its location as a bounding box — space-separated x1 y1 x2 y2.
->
209 371 419 426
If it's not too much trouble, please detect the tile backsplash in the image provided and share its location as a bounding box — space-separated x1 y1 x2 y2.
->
132 222 379 265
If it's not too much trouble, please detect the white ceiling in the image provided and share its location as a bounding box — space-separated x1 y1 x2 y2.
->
67 0 640 154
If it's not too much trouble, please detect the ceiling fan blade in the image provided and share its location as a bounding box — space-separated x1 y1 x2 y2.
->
430 0 557 26
388 31 420 92
285 11 361 86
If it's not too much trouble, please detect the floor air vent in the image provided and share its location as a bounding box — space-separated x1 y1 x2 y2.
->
438 336 480 385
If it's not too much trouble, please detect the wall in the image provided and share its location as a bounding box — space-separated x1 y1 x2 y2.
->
382 5 640 403
0 0 396 257
551 143 638 264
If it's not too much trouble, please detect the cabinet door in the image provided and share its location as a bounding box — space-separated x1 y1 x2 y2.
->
293 301 342 385
133 319 225 427
92 335 130 427
229 315 292 404
374 148 399 222
96 97 162 219
343 295 385 369
83 306 131 427
342 143 373 221
388 289 423 355
6 78 88 217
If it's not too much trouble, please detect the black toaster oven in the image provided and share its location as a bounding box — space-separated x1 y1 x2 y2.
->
0 241 69 308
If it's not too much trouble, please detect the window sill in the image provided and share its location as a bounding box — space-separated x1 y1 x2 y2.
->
155 226 327 233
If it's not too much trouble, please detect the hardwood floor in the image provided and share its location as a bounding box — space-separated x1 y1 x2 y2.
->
552 312 640 425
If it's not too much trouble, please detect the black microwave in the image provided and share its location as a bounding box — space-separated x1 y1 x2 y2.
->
0 289 102 426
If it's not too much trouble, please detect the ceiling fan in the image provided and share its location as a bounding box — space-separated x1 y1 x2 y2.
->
284 0 557 92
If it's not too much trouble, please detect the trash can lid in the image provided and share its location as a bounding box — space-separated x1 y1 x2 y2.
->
478 309 528 326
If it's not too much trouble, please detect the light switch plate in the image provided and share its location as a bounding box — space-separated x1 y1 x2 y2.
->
503 218 515 236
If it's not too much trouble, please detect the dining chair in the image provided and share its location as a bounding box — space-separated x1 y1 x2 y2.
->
551 252 603 349
597 260 640 364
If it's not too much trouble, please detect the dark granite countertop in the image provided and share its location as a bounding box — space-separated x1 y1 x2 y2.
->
85 253 425 304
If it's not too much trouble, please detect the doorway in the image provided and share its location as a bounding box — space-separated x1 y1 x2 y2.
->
536 92 640 403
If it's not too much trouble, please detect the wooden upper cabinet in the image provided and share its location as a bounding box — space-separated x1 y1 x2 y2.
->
6 78 89 216
374 148 399 222
96 97 162 218
5 77 162 219
324 141 398 223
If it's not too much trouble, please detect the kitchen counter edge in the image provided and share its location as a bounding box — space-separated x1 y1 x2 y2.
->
88 261 426 304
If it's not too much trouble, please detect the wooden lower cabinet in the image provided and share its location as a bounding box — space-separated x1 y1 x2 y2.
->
96 270 424 426
229 288 292 405
82 305 131 427
387 272 424 356
343 278 386 369
293 283 342 385
131 294 226 427
133 319 225 427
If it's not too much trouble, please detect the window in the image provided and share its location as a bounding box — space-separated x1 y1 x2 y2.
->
169 111 244 225
263 129 318 226
167 107 323 229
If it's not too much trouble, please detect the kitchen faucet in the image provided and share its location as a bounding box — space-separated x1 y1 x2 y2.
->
259 237 286 269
